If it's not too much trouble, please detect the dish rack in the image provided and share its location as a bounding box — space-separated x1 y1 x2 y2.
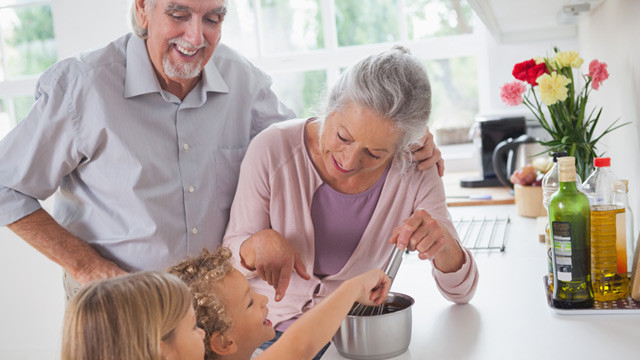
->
453 216 510 251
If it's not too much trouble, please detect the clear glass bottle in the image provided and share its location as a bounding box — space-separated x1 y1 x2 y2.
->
581 157 629 301
549 156 593 309
621 180 635 273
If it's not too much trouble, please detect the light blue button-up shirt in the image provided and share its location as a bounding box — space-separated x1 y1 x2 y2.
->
0 33 295 271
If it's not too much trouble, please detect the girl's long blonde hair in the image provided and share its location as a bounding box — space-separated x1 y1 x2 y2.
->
61 271 192 360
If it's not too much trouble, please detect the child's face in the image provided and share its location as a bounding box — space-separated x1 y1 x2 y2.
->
161 305 206 360
222 269 275 352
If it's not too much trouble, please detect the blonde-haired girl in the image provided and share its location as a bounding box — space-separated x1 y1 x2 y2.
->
61 271 205 360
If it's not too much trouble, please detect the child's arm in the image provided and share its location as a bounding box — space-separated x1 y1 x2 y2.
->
258 269 390 360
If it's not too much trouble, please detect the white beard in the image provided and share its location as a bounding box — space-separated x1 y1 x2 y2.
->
162 37 209 79
162 54 203 79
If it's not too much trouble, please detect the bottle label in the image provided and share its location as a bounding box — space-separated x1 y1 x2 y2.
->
552 221 573 282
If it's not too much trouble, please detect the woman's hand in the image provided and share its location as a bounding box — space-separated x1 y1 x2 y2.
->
410 128 445 176
240 229 311 301
348 269 391 306
390 209 465 273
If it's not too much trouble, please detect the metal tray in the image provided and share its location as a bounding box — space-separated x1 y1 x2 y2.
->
543 276 640 315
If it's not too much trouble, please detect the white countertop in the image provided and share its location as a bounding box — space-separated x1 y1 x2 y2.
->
323 204 640 360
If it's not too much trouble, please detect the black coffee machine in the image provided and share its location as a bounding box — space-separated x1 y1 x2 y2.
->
460 115 526 188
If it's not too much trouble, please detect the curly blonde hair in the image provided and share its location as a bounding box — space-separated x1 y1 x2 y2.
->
168 247 235 360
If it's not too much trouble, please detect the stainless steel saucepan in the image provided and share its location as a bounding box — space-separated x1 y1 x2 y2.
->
333 247 414 359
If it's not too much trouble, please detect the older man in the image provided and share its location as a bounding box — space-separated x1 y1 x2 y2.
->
0 0 441 298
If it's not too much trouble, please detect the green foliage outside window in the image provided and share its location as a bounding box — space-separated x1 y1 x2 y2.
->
4 5 57 78
335 0 399 46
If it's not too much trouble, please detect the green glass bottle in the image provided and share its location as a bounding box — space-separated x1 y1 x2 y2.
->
548 157 594 309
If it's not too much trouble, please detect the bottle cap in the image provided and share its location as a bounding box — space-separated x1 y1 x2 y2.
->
593 157 610 167
552 151 568 162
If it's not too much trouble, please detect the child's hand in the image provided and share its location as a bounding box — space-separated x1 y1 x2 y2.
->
352 269 391 306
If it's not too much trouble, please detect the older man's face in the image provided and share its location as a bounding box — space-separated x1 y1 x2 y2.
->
138 0 226 91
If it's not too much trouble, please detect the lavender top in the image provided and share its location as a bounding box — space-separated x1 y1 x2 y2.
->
311 166 390 277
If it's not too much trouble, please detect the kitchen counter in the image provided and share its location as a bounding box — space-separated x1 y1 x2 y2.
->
323 204 640 360
443 171 515 207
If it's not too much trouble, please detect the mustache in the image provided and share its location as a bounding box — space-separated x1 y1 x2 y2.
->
168 37 210 50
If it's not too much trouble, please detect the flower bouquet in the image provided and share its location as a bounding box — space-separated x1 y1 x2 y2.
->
500 47 627 180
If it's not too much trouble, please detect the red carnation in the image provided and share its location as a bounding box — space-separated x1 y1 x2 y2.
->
512 59 548 86
527 63 548 86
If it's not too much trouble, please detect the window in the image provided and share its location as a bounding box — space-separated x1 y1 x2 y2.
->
224 0 481 144
0 0 56 139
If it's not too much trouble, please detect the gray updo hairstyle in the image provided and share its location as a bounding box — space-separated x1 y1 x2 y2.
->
322 45 431 172
129 0 157 39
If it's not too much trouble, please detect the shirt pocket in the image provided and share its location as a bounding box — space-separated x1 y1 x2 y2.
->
214 146 248 211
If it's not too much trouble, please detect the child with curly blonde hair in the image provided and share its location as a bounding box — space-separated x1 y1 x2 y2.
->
168 247 389 360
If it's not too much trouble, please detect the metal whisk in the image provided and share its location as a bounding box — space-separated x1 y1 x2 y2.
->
349 246 404 317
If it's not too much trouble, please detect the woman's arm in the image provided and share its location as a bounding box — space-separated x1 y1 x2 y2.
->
257 269 390 360
391 166 479 303
222 128 278 276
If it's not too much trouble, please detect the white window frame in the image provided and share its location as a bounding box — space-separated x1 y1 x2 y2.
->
243 0 484 90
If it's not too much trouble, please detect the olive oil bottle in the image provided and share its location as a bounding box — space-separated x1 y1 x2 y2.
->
581 157 629 301
548 157 594 309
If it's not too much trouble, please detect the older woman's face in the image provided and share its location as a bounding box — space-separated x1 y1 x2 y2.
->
319 102 402 180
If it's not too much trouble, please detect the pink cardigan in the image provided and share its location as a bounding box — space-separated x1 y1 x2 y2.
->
223 119 478 326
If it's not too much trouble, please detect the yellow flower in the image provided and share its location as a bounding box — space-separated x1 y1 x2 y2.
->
534 56 546 65
537 72 571 105
552 51 584 68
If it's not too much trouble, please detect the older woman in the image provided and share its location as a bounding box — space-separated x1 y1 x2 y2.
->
223 46 478 354
61 271 205 360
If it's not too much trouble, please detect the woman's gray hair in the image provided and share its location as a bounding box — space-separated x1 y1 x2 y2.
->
129 0 157 39
322 45 431 172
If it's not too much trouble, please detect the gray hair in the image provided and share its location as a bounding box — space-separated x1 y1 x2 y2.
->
322 45 431 172
129 0 157 39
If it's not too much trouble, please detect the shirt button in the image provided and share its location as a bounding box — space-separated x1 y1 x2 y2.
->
183 144 190 150
192 227 199 235
188 186 195 193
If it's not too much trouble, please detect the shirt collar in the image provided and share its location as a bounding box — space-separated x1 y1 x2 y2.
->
124 35 229 99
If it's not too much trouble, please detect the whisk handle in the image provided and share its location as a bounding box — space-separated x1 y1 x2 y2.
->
383 246 404 283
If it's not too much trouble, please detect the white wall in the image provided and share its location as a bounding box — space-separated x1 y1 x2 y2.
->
52 0 131 58
577 0 640 241
0 200 65 359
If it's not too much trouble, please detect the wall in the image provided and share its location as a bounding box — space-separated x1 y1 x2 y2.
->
578 0 640 240
52 0 131 59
